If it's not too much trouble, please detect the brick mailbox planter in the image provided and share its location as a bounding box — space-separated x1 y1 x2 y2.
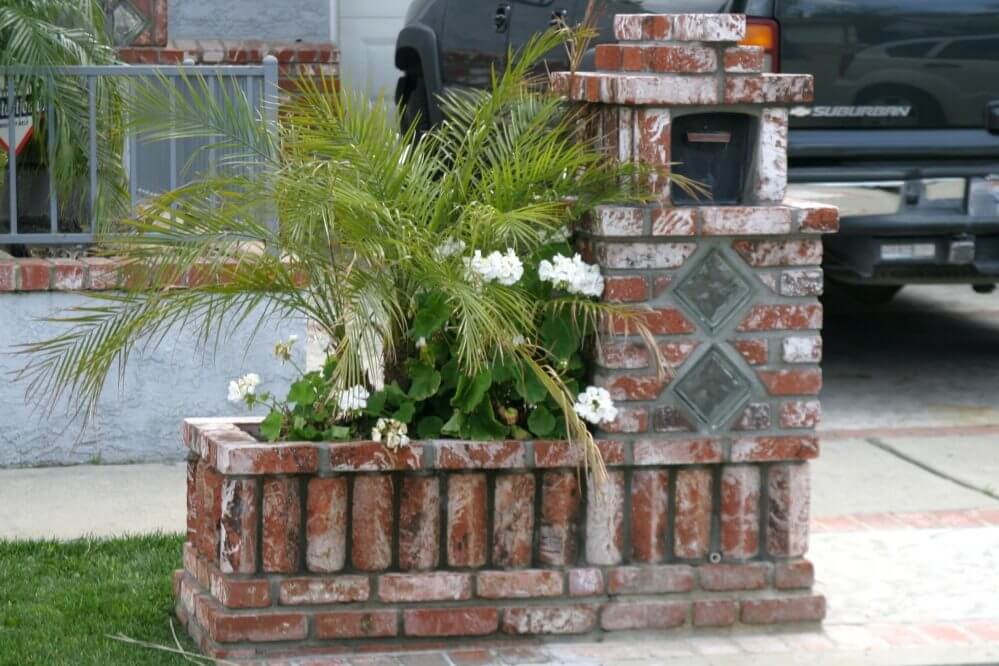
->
176 12 836 660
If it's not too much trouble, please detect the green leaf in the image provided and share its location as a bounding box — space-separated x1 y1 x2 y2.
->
463 401 508 440
516 369 548 404
364 390 388 416
416 416 444 438
540 312 580 361
411 292 450 339
407 361 442 401
323 425 351 440
441 410 463 435
451 370 492 412
527 405 556 437
440 359 459 391
392 401 416 423
287 379 317 406
260 411 283 442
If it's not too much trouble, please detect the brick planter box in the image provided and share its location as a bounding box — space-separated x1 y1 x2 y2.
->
177 417 823 659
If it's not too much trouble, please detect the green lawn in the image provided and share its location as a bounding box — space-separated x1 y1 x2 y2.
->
0 534 197 665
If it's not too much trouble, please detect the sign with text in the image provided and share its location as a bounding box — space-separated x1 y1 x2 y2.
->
0 81 34 157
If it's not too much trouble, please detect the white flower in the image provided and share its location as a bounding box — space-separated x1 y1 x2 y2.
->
465 248 524 286
227 373 261 403
337 385 370 413
371 417 410 450
415 337 427 349
434 238 466 259
272 335 299 363
538 253 604 297
573 386 618 425
512 335 527 346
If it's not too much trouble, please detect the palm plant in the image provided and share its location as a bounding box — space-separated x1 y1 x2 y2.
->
19 29 681 476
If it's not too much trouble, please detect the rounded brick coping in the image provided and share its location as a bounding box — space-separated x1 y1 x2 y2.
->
182 417 819 475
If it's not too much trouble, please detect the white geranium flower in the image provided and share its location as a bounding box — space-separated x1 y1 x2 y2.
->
371 417 410 450
337 385 370 413
573 386 618 425
272 334 299 363
434 238 466 259
538 253 604 297
227 373 261 403
415 337 427 349
465 248 524 286
512 334 527 346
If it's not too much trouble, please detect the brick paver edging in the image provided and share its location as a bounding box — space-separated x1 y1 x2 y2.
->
813 508 999 533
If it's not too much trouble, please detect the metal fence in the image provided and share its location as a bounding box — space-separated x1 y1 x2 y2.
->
1 57 279 246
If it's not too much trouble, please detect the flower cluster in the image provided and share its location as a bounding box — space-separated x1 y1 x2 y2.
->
538 253 604 297
337 385 369 413
573 386 618 425
434 238 466 259
465 249 524 286
227 373 261 402
272 335 298 364
371 417 410 449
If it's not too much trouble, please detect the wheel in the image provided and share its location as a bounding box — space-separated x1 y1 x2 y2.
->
973 284 996 294
847 284 903 305
400 75 431 136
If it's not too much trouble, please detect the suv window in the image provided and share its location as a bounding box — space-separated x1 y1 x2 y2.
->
936 37 999 61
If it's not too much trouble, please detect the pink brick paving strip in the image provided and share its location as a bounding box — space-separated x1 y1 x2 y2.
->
812 508 999 533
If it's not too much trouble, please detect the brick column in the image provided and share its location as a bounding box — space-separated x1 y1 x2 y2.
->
554 12 838 623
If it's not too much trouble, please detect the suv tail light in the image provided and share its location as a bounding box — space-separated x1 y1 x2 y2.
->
740 18 780 72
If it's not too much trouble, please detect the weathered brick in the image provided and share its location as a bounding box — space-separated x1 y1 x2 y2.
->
305 477 347 573
607 307 696 336
693 600 738 627
492 473 535 568
724 46 764 73
738 304 823 331
569 568 605 596
795 201 840 233
672 13 746 41
613 14 672 41
699 563 770 591
780 400 822 429
398 476 440 571
590 205 644 236
18 259 51 290
753 109 789 203
278 576 370 605
403 608 499 637
210 569 272 609
733 239 823 266
783 335 823 363
653 274 672 296
731 339 769 365
632 438 722 465
701 206 792 235
595 43 624 70
52 259 85 290
201 600 308 643
601 407 649 434
636 108 671 193
586 471 626 565
608 564 695 595
262 477 301 573
652 406 695 432
603 275 648 302
186 460 199 544
630 470 669 563
197 463 223 562
775 559 815 589
674 468 712 559
601 601 688 631
447 473 488 568
436 441 526 469
477 570 563 599
768 464 811 557
351 474 394 571
502 606 597 635
379 572 472 602
720 466 760 559
599 342 651 370
215 442 320 475
780 268 824 296
597 374 667 402
329 441 421 471
651 208 697 236
597 241 696 269
534 440 626 467
725 74 814 104
539 471 581 566
315 610 398 639
0 261 17 291
741 595 826 624
758 368 823 395
219 478 258 574
734 403 772 431
731 435 819 462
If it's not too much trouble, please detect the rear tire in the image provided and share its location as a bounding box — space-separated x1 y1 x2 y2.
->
400 75 431 136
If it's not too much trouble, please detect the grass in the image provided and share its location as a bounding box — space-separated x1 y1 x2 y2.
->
0 533 197 665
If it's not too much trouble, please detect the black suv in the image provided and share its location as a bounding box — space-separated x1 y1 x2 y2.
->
395 0 999 302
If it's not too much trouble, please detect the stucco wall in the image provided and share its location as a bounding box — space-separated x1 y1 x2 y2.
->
168 0 330 42
1 293 302 467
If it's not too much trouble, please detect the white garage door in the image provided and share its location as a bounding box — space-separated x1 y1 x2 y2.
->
337 0 411 105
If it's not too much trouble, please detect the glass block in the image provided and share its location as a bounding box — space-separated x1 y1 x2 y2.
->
674 347 751 430
112 0 149 46
674 248 752 331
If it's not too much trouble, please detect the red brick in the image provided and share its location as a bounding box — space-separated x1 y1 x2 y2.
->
278 575 369 605
632 438 722 465
18 259 51 290
215 442 320 475
672 13 745 41
595 44 623 70
695 599 739 627
219 478 258 574
601 407 649 434
569 568 604 596
315 610 398 639
586 471 625 565
534 440 625 467
601 601 687 631
538 471 581 566
757 368 823 395
492 473 535 567
731 339 769 365
80 257 118 289
608 307 695 335
699 563 770 591
598 342 650 369
186 460 199 543
435 441 526 469
597 242 696 270
502 606 596 635
329 441 422 471
731 435 820 462
636 108 671 194
741 595 826 624
603 276 648 302
157 48 185 64
0 262 16 291
351 474 394 571
398 476 440 570
738 304 823 331
733 239 823 267
608 565 694 595
725 74 814 104
780 400 822 429
51 259 85 290
776 559 815 589
447 473 488 568
196 462 223 562
209 570 271 609
597 374 666 402
724 46 764 72
477 570 563 599
306 476 347 573
701 206 792 235
648 45 717 73
262 477 301 573
590 205 644 236
768 464 811 557
379 572 472 602
403 608 499 637
613 15 673 41
796 202 840 233
201 600 308 643
630 470 669 563
674 468 712 559
652 208 697 236
720 466 761 559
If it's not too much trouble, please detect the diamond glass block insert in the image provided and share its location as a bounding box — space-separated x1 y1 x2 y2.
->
674 346 751 430
674 248 752 331
112 0 149 46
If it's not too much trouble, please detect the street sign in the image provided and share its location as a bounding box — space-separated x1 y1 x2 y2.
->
0 82 34 157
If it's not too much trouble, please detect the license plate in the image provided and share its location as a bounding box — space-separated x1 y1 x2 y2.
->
881 243 936 260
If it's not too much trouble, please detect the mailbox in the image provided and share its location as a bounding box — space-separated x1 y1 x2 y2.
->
670 112 754 205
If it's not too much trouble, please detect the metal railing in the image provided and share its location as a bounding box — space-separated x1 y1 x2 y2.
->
1 57 279 246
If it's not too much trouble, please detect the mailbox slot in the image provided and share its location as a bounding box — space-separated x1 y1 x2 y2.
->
671 112 755 205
